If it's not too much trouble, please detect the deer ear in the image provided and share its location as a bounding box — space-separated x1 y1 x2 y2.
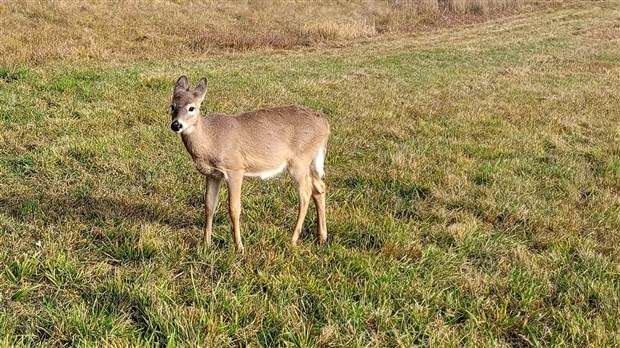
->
175 75 189 92
194 78 208 100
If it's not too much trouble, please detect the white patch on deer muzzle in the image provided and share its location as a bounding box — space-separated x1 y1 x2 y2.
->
174 120 195 135
181 125 195 134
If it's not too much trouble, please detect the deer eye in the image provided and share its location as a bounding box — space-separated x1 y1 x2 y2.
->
170 105 175 111
189 106 195 112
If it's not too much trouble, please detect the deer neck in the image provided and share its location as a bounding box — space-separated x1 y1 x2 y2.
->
180 115 212 161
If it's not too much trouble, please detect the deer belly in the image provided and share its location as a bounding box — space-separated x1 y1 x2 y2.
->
245 163 287 179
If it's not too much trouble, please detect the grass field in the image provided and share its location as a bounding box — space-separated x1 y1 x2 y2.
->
1 0 620 346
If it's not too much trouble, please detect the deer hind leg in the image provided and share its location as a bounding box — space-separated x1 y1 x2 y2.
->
290 164 312 246
227 171 245 252
311 175 327 244
204 176 222 248
310 143 327 244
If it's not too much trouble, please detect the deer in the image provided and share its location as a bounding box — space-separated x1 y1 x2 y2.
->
169 76 330 252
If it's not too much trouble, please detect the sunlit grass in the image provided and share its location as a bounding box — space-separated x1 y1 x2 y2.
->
1 1 620 346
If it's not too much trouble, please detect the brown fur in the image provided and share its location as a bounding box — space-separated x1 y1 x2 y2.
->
170 76 330 251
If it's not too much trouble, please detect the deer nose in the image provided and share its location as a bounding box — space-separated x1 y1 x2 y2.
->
171 120 182 132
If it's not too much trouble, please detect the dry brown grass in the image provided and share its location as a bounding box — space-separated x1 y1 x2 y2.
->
0 0 546 66
5 1 619 346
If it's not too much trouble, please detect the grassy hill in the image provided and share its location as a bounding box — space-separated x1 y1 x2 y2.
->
1 1 619 346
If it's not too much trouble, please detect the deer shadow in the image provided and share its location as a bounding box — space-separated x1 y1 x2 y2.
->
1 191 242 256
0 192 220 231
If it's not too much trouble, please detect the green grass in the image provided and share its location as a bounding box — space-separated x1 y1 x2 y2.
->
1 1 620 346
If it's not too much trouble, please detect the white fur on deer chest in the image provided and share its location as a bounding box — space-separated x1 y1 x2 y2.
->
245 163 287 179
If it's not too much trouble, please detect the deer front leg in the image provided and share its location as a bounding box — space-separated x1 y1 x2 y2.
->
291 174 312 246
227 171 245 252
204 175 222 248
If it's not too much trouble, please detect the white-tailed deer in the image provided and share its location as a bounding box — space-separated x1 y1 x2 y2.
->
170 76 330 251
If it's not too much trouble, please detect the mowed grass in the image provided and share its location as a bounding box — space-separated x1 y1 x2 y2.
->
1 1 620 347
